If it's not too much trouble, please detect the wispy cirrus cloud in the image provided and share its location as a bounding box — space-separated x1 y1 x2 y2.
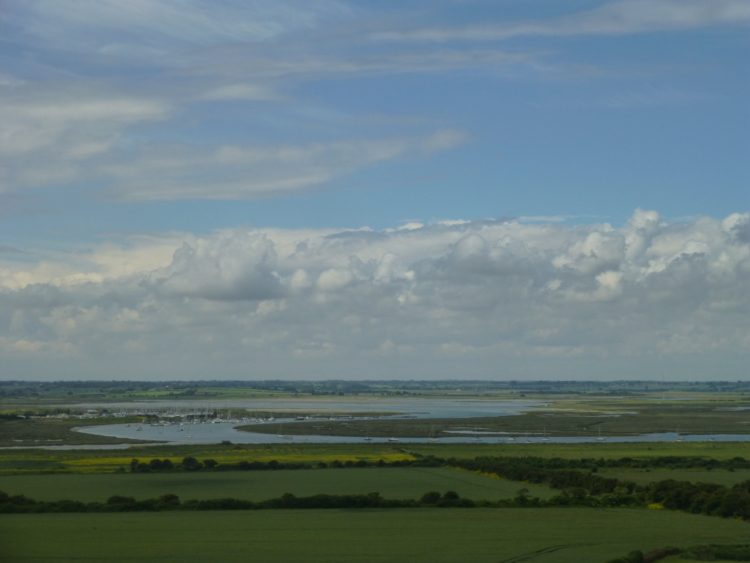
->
0 59 470 200
188 47 535 82
2 0 352 58
0 87 466 200
0 1 501 202
104 129 468 201
196 83 281 102
0 87 171 192
374 0 750 42
0 94 169 157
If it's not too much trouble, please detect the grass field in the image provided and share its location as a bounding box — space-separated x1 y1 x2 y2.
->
0 466 556 502
3 508 750 562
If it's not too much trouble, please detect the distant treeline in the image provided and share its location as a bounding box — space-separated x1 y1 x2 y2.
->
458 455 750 471
0 490 539 514
3 378 749 399
606 545 750 563
127 456 442 473
450 456 634 496
127 454 750 474
0 487 661 514
605 547 681 563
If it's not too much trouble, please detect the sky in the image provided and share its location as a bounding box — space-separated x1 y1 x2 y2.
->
0 0 748 380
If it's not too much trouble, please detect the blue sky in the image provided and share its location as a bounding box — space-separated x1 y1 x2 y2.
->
0 1 748 379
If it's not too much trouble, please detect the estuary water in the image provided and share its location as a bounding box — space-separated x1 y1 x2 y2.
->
22 396 750 447
74 421 750 446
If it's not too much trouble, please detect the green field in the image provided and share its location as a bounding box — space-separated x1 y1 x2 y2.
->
5 441 750 476
3 508 750 562
0 443 417 474
404 441 750 460
0 467 555 502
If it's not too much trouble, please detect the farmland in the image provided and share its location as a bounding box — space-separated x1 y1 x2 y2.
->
5 381 750 562
4 508 750 562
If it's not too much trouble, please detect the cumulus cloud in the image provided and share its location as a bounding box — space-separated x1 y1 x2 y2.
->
153 231 283 300
1 210 749 378
725 213 750 244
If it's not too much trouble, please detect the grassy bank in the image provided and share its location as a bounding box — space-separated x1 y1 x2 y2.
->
238 403 750 438
0 416 152 448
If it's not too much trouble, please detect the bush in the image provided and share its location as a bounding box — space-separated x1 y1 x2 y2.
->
420 491 441 504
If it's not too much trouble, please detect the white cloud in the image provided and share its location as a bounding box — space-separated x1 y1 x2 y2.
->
316 268 355 292
154 231 283 300
2 211 750 378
